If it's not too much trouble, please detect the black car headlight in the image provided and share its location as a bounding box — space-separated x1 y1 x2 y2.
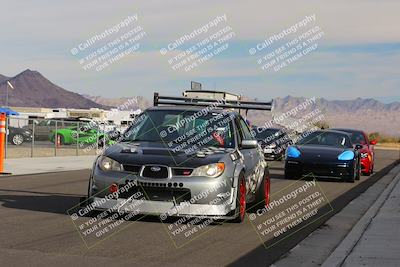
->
23 130 32 136
267 143 277 149
191 163 225 178
98 156 123 171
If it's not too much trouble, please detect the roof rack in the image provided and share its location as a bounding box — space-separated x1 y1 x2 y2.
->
153 92 273 111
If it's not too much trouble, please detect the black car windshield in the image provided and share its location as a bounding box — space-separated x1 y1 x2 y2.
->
297 131 352 148
123 110 235 149
253 128 280 140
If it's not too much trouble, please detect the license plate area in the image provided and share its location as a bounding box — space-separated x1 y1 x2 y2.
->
119 185 191 204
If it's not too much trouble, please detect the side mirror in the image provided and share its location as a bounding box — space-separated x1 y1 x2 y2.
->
241 140 258 149
370 140 377 145
355 144 363 150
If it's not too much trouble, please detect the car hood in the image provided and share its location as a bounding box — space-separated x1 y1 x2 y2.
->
258 139 275 147
295 145 351 162
103 142 233 167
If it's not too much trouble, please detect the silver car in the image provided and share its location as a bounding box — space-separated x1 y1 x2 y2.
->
85 103 271 223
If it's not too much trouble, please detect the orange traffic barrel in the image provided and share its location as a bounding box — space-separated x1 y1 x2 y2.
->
0 113 8 174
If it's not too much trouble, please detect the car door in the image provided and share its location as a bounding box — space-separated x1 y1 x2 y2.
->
36 120 55 140
236 116 258 183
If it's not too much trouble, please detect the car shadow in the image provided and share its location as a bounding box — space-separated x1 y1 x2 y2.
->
0 191 82 215
0 190 226 226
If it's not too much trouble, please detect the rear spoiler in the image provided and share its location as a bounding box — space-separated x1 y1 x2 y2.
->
153 92 272 111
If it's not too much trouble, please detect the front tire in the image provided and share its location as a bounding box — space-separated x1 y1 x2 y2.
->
355 160 361 180
346 162 357 183
11 134 24 146
254 168 270 210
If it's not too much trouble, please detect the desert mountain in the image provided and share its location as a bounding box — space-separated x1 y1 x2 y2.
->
0 69 107 109
0 74 9 84
82 94 150 111
86 93 400 135
253 96 400 136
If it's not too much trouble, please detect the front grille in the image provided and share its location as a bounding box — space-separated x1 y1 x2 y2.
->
302 164 351 177
142 165 169 179
123 165 141 175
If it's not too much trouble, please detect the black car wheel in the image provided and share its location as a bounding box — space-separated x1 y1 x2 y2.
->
355 159 361 180
346 162 357 183
11 134 24 146
254 167 270 209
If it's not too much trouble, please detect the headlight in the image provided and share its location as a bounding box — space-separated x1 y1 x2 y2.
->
361 152 368 159
24 131 31 135
191 163 225 178
338 151 355 161
98 156 122 171
286 146 301 158
267 143 277 149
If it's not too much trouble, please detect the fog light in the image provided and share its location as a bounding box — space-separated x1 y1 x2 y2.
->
109 183 119 193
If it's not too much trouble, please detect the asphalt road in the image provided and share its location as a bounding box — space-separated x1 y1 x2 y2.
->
0 149 398 267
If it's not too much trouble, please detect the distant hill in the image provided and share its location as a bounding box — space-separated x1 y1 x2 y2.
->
250 96 400 136
82 94 150 111
0 74 9 84
0 69 108 109
85 93 400 136
273 96 400 113
2 69 398 136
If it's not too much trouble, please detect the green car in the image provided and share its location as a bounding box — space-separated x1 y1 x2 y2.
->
49 124 118 146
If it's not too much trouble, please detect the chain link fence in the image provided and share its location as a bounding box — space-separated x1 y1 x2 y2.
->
5 117 118 158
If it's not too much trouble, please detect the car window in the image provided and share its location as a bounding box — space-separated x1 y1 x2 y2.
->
37 120 48 126
253 128 280 140
297 131 352 148
238 117 253 140
123 110 235 148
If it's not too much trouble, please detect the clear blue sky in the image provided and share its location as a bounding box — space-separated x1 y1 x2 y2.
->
0 0 399 103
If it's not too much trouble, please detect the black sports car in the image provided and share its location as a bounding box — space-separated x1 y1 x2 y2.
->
284 130 362 182
252 127 292 160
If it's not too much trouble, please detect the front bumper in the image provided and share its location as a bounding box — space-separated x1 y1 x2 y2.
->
262 147 283 160
285 160 354 179
361 157 371 172
90 196 236 219
89 167 238 218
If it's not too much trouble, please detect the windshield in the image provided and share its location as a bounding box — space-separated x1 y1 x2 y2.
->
350 132 366 145
123 110 235 149
297 131 352 148
253 128 280 140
